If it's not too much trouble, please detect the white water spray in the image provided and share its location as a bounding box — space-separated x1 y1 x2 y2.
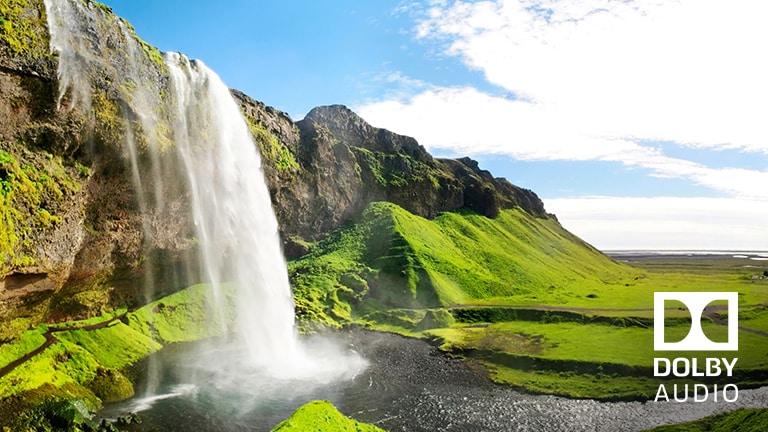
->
44 0 365 389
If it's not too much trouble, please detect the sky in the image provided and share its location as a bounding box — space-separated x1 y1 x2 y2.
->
105 0 768 251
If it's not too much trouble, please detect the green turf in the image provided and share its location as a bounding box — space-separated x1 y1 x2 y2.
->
287 202 768 400
644 408 768 432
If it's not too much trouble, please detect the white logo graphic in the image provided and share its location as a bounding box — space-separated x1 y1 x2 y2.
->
654 292 738 351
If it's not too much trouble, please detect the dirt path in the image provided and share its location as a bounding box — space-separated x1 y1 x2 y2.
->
0 313 127 380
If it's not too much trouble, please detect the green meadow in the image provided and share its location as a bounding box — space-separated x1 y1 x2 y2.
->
288 202 768 400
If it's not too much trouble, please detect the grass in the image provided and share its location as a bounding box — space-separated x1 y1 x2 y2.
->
271 400 385 432
289 201 636 328
0 284 233 405
423 317 768 400
429 320 768 368
644 408 768 432
484 364 666 400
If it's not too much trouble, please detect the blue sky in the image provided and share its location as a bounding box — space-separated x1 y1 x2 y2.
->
106 0 768 251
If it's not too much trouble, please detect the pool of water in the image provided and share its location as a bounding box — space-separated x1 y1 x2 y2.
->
100 330 768 431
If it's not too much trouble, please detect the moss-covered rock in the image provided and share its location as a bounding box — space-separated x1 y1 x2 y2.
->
88 367 133 403
271 400 386 432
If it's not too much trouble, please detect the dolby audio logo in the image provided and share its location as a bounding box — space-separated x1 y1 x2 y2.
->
654 291 738 351
653 291 740 403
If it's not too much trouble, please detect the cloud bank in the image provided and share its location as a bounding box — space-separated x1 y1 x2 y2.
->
358 0 768 199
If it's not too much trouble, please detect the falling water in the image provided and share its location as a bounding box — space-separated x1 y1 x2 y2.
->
163 52 304 373
44 0 365 399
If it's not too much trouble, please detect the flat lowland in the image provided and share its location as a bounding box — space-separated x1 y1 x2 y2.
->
417 253 768 400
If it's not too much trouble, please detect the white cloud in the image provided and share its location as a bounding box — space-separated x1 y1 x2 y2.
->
545 197 768 250
414 0 768 153
358 86 768 199
358 0 768 200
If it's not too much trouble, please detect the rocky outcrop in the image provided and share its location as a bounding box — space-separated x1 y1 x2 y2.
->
233 98 550 243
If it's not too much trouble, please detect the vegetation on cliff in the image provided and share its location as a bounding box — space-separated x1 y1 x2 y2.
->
0 0 50 59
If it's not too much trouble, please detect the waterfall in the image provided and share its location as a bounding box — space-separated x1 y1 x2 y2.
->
43 0 364 390
163 53 303 373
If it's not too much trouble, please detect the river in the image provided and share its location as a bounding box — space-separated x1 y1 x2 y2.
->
100 330 768 431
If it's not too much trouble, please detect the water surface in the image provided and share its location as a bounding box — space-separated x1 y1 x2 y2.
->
101 330 768 431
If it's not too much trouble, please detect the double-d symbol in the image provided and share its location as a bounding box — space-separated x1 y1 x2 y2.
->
654 292 738 351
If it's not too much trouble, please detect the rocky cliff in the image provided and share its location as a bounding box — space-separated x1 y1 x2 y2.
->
0 0 552 339
234 95 550 246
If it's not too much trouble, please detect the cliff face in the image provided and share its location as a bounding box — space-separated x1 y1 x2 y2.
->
234 95 549 245
0 0 552 337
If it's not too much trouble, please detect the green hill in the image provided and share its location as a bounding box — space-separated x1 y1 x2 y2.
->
289 201 635 329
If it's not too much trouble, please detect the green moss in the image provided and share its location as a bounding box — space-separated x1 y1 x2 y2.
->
271 400 386 432
73 161 90 177
92 92 125 145
246 119 299 172
139 38 163 68
0 148 81 274
416 309 455 330
54 324 161 370
88 367 134 403
126 283 236 343
0 325 47 366
0 383 100 431
352 147 445 189
0 341 100 399
0 283 233 408
0 0 50 58
91 1 112 14
36 208 60 226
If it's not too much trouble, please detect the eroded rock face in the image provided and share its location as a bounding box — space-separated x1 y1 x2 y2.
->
0 0 192 332
233 98 550 243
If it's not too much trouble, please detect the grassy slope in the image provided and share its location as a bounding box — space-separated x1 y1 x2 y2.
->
289 201 768 400
0 284 234 429
289 202 635 327
271 400 385 432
